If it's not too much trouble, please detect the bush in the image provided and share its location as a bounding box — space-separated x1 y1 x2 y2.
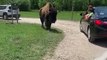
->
1 0 107 11
38 0 46 8
74 0 88 11
53 0 63 11
30 0 39 9
18 0 31 11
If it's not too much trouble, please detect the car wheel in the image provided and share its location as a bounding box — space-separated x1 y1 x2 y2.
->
87 28 95 42
3 14 8 20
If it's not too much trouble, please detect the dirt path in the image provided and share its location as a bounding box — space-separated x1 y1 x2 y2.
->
19 18 107 60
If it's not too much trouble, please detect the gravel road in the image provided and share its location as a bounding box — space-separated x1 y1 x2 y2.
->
19 18 107 60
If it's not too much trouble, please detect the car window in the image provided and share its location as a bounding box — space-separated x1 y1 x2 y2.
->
12 6 18 10
0 6 6 10
95 7 107 18
9 6 18 10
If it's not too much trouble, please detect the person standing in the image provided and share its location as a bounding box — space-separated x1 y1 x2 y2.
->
84 4 94 20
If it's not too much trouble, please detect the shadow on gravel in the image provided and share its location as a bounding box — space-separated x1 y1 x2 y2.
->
49 28 62 33
92 38 107 48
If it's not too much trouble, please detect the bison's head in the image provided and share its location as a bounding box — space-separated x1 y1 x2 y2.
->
48 8 57 23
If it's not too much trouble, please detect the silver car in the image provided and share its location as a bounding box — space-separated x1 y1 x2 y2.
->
0 5 20 20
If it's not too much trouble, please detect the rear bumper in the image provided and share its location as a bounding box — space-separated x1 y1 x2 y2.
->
95 31 107 38
91 26 107 38
93 33 107 38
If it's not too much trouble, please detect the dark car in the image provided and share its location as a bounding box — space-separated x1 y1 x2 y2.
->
80 6 107 42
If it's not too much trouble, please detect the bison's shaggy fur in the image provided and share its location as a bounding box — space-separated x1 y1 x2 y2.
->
39 2 57 30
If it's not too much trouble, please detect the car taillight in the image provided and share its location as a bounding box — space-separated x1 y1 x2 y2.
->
95 20 103 26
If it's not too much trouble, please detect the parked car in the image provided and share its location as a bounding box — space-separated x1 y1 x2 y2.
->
80 6 107 42
0 5 20 20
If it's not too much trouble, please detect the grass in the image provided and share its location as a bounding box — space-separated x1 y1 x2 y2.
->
0 22 64 60
20 10 82 21
20 10 39 18
57 11 82 21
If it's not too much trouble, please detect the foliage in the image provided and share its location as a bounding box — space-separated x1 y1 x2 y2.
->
18 0 31 11
30 0 39 9
0 0 107 11
38 0 46 8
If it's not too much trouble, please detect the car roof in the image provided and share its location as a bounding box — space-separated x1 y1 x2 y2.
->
0 5 11 6
94 6 107 10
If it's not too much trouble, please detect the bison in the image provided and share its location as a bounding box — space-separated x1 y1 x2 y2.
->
39 2 57 30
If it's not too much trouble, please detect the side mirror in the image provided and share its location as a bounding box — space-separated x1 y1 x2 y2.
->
9 7 11 9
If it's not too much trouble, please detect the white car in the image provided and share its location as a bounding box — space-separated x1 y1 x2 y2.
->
0 5 20 20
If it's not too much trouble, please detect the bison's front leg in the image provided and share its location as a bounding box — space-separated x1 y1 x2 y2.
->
40 15 45 28
40 17 44 27
45 19 52 30
39 9 45 28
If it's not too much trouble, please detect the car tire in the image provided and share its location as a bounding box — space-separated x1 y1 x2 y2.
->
3 14 8 20
87 28 95 42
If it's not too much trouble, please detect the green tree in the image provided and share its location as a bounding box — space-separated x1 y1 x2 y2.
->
30 0 39 9
38 0 46 8
18 0 31 11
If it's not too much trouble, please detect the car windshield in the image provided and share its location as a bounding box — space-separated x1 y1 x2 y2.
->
0 6 6 10
9 6 18 10
95 7 107 18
